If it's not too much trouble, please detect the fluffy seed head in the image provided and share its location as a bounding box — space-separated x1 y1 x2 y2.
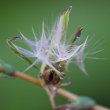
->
10 6 88 79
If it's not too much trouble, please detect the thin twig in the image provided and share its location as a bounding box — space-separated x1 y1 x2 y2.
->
15 71 42 86
0 67 109 110
0 67 42 86
57 88 78 100
57 88 108 110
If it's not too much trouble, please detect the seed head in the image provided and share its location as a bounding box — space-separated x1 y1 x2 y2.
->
10 6 88 79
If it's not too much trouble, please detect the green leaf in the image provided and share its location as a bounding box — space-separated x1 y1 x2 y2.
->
0 60 16 77
72 96 96 108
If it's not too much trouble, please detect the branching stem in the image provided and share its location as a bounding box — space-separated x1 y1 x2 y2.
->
0 67 108 110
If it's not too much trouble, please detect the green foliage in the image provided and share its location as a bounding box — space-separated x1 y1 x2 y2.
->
0 60 16 77
72 96 96 108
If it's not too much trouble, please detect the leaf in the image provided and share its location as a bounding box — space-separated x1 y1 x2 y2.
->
56 96 96 110
0 60 16 77
72 96 96 108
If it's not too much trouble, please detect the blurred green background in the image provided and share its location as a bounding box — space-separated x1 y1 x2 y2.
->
0 0 110 110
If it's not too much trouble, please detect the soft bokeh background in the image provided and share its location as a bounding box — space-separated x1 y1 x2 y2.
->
0 0 110 110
